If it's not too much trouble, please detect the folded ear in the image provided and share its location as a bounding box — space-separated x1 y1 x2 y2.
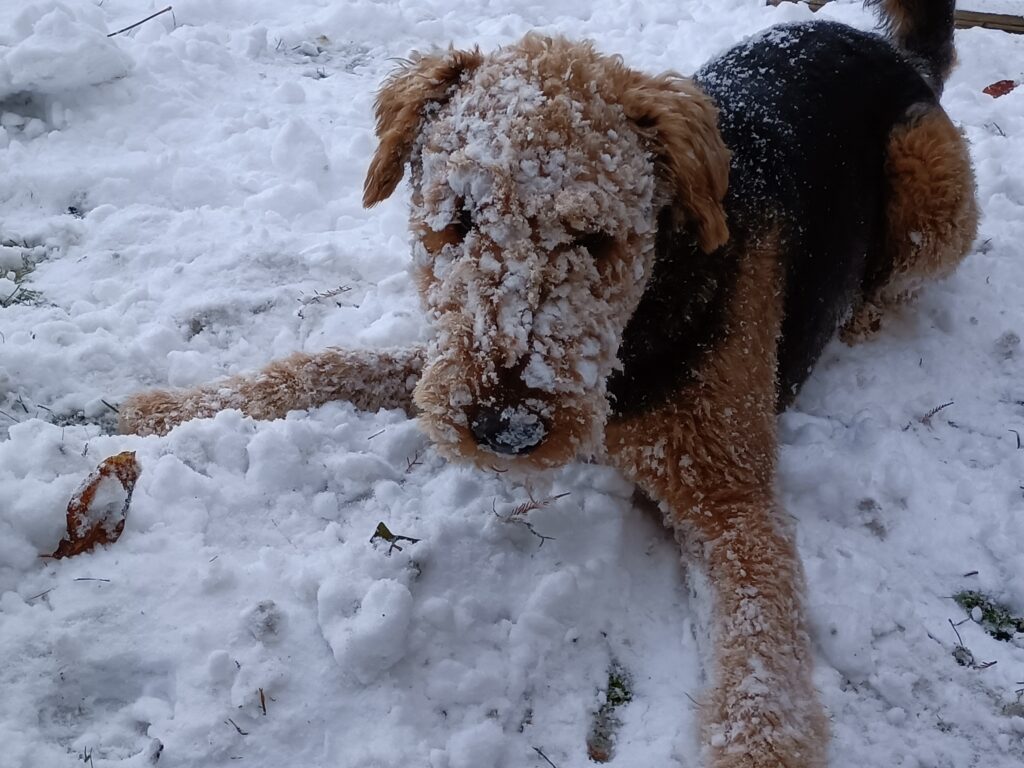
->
619 72 731 253
362 47 483 208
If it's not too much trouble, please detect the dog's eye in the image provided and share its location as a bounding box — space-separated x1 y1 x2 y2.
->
446 207 473 241
573 232 615 261
422 206 473 255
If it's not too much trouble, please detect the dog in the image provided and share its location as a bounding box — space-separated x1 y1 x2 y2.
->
119 1 978 765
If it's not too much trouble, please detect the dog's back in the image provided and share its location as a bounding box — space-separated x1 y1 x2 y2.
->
695 8 956 401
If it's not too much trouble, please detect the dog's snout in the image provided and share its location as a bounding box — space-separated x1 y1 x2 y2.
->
470 405 547 455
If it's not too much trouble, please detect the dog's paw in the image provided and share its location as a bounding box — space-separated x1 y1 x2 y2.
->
710 744 827 768
705 697 829 768
839 300 883 345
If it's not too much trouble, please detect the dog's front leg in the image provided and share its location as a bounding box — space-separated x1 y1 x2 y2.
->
609 403 826 768
606 239 827 767
119 346 425 436
688 490 827 768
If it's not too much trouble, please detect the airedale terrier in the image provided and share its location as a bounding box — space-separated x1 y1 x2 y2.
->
121 1 978 764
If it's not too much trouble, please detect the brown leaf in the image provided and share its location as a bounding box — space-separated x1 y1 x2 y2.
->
51 451 141 559
983 79 1018 98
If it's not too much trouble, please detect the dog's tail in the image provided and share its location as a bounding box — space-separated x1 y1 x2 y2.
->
866 0 957 89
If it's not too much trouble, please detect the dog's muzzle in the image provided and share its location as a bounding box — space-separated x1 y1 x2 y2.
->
469 404 547 455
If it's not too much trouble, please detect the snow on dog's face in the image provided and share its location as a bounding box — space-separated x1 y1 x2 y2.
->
364 35 730 469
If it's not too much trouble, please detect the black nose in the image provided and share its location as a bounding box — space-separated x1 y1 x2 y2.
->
470 406 546 455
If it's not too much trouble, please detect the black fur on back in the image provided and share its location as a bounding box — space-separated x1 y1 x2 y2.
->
701 21 937 403
611 21 940 413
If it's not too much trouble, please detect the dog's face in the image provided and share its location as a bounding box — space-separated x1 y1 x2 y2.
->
364 35 730 469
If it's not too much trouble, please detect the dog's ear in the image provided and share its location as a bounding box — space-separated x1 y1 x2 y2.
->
363 47 483 208
620 73 730 253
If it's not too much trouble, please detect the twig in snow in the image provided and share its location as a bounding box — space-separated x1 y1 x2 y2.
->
509 491 570 518
920 400 954 427
224 718 249 736
270 519 298 550
107 6 173 37
949 618 997 669
1 284 22 306
1010 429 1022 449
298 285 351 305
902 400 953 431
949 617 966 644
258 688 267 716
100 399 120 414
405 450 423 472
492 492 568 548
73 577 111 583
366 428 386 440
533 747 559 768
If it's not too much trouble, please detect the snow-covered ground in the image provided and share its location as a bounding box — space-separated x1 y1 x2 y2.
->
2 0 1023 766
969 0 1024 15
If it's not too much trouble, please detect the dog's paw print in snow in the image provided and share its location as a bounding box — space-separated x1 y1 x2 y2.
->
36 644 174 765
241 599 286 645
994 330 1020 359
317 576 414 684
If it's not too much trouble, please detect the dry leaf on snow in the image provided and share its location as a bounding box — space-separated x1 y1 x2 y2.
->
983 79 1018 98
51 451 141 559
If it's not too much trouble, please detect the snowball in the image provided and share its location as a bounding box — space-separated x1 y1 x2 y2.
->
318 578 414 684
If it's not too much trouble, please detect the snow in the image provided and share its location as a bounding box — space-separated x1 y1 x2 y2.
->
970 0 1024 15
0 2 131 101
1 0 1023 767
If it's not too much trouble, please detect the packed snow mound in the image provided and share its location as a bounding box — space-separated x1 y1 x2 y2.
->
0 1 131 100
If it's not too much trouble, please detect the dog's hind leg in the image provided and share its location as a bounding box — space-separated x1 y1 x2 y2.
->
119 346 425 436
842 105 978 342
607 233 828 767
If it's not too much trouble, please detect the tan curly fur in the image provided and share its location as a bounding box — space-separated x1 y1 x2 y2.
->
119 347 424 436
842 106 978 342
881 107 978 292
